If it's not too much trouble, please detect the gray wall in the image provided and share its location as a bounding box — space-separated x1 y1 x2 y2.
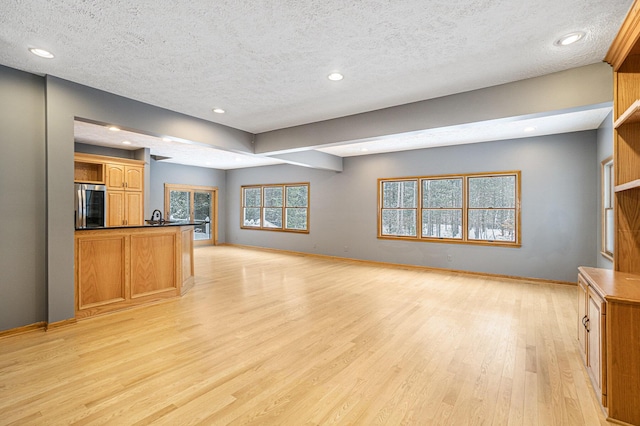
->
0 66 46 329
227 131 598 283
150 160 227 242
596 112 614 269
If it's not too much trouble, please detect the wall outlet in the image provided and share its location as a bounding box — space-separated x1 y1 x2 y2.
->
343 245 349 252
447 254 452 262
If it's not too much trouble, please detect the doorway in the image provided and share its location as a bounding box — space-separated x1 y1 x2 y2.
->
164 184 218 245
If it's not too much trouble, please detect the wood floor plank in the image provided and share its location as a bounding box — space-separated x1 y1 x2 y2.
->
0 246 617 425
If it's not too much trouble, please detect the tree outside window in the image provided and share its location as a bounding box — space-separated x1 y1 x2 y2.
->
379 171 520 246
241 183 309 233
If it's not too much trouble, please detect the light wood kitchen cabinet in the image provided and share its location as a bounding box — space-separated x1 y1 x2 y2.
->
106 163 143 191
74 153 105 184
75 225 195 318
107 190 143 226
74 153 145 226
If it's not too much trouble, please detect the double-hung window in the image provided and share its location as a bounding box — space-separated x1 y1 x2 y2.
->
241 183 309 232
378 171 520 246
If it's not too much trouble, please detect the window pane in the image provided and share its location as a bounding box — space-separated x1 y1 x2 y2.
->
243 208 260 227
605 208 614 254
468 176 515 208
263 207 283 228
468 209 515 242
194 192 212 240
422 209 462 239
264 187 283 207
244 187 261 207
169 190 190 222
604 161 614 209
286 208 307 230
422 178 462 208
286 185 308 207
381 209 417 237
382 181 417 208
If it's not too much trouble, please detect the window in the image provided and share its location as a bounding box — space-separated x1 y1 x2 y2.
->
378 171 520 246
602 157 614 259
241 183 309 232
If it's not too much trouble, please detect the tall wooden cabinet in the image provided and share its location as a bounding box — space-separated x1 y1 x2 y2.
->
577 3 640 424
105 162 144 226
73 153 145 227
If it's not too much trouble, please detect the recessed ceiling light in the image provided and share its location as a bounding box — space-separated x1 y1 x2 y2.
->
162 137 172 142
361 148 369 152
122 140 131 145
108 126 120 132
328 72 344 81
213 108 225 114
28 48 54 59
524 126 536 132
555 31 585 46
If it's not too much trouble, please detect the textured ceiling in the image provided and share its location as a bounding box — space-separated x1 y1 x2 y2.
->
0 0 632 133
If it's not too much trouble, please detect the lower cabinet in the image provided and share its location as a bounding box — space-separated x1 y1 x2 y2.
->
107 190 143 226
578 274 606 407
75 225 195 318
578 267 640 425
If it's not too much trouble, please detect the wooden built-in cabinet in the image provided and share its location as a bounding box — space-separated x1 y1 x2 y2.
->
578 4 640 424
74 153 145 227
75 225 195 318
105 163 143 191
74 153 106 184
105 162 144 226
577 273 606 408
578 268 640 425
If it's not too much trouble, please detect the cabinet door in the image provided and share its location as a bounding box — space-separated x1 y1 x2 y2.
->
106 164 126 190
107 191 125 226
587 290 606 405
125 166 143 191
125 192 144 226
577 276 588 362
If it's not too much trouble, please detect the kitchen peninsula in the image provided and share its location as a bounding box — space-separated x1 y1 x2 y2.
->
74 223 195 319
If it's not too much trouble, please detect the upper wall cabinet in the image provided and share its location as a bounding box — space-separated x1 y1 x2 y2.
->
74 154 105 184
106 163 143 191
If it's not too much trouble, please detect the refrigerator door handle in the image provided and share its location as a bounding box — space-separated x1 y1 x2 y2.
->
75 186 82 228
81 186 87 228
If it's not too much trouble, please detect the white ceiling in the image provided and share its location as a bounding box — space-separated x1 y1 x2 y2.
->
0 0 631 135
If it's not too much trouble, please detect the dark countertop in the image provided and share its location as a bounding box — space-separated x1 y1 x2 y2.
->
75 222 202 231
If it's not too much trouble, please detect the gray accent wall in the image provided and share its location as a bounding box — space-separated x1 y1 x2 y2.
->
0 65 46 330
596 112 614 269
150 160 227 242
227 131 598 283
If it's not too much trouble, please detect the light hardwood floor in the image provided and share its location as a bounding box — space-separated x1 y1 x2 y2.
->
0 246 612 425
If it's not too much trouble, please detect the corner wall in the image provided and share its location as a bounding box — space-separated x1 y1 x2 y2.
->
227 131 598 283
0 65 46 330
